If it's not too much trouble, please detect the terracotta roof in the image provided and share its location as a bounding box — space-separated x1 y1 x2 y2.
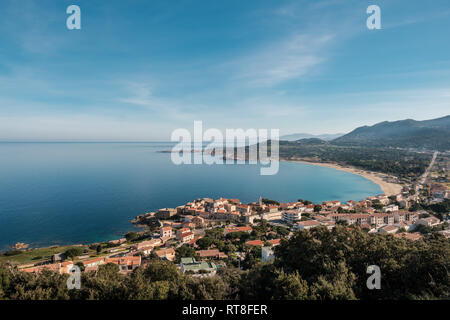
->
394 232 423 241
268 239 281 245
246 240 264 246
225 226 252 233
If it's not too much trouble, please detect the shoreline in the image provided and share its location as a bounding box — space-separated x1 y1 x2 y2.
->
284 159 403 196
3 158 403 253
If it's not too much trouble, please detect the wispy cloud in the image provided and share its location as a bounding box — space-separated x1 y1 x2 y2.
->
234 33 334 87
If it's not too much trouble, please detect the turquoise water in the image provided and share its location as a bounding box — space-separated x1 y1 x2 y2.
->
0 142 382 250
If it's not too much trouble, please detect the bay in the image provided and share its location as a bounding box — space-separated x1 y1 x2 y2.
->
0 142 382 250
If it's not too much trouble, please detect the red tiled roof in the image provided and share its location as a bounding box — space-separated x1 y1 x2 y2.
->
246 240 264 246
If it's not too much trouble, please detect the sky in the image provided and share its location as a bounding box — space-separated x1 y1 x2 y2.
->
0 0 449 141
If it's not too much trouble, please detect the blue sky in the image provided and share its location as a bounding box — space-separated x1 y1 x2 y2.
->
0 0 449 141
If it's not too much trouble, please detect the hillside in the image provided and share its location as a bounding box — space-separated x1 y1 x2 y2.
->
332 116 450 151
280 133 344 141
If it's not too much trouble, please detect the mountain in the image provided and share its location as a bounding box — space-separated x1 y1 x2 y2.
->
280 132 344 141
332 115 450 151
292 138 329 145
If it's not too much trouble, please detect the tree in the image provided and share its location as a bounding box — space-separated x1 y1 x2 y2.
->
262 198 280 205
175 245 196 263
0 264 11 299
196 237 214 250
272 270 309 300
64 247 83 259
125 232 138 241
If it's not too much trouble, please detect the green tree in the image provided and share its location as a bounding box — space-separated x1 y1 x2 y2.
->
125 232 138 241
175 245 196 263
64 247 83 259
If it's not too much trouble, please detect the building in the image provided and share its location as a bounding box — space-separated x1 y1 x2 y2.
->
82 257 105 268
261 210 283 221
160 226 173 238
394 232 423 241
293 220 322 230
192 216 205 227
178 231 195 243
23 261 75 275
224 226 252 235
415 216 441 227
105 256 141 273
378 225 399 234
246 240 264 246
154 248 176 261
282 210 302 224
382 204 399 213
196 249 228 259
155 208 177 219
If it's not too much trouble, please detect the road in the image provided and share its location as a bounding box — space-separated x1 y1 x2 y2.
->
416 151 438 193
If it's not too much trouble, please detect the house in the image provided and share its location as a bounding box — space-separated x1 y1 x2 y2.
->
179 232 195 243
105 256 141 273
268 239 281 246
154 248 176 261
155 208 177 219
236 204 251 214
360 223 376 233
192 216 205 227
224 226 252 235
246 240 264 246
196 249 228 259
135 239 162 251
82 257 105 268
177 228 195 243
180 257 217 275
394 232 423 241
182 222 195 229
60 261 75 274
160 226 173 238
293 220 322 230
382 204 399 213
394 221 413 231
108 238 127 245
260 210 283 221
378 225 399 234
188 236 203 247
415 216 441 227
23 261 75 275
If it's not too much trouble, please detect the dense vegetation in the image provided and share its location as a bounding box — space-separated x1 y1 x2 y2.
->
277 141 432 179
1 226 448 300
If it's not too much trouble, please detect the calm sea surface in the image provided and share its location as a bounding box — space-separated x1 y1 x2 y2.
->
0 142 382 250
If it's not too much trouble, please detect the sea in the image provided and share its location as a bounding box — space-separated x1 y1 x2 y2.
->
0 142 382 250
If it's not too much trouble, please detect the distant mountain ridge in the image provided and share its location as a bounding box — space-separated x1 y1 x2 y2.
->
332 115 450 151
280 132 344 141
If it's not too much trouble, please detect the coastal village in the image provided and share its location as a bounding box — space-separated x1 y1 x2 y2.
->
5 152 449 278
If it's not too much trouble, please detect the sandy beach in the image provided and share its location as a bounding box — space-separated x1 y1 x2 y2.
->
286 159 403 196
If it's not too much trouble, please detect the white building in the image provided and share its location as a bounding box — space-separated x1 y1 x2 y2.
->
282 210 302 223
